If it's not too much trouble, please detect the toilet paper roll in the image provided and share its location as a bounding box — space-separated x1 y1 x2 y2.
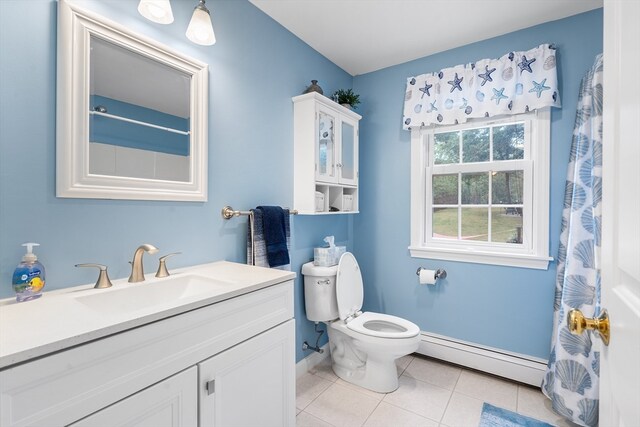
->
419 269 438 285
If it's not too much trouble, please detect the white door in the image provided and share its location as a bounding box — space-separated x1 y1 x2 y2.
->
199 320 295 427
70 367 198 427
600 0 640 425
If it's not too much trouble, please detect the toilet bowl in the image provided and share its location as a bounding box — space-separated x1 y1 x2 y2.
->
302 252 420 393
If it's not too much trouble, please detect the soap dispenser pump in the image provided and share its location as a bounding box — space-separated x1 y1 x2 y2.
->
12 243 46 302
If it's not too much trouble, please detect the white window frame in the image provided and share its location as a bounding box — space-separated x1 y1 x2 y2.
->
409 109 552 270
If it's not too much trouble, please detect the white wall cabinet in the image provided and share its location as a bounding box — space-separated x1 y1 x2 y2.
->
293 92 361 214
0 282 295 427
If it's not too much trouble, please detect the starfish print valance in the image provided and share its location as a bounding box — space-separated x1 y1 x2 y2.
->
402 44 560 129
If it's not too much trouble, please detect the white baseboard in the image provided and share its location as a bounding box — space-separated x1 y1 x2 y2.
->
295 333 548 387
417 332 548 387
296 343 330 379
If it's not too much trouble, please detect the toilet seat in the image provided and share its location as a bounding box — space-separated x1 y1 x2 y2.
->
346 312 420 338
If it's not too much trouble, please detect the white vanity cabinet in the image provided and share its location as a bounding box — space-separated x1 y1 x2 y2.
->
293 92 361 214
0 278 295 427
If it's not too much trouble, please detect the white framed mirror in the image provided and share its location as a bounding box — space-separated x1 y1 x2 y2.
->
57 0 209 201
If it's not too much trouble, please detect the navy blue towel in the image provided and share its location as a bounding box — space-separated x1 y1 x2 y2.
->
256 206 290 267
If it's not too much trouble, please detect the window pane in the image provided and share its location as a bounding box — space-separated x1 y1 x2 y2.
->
493 123 524 160
461 208 488 241
432 174 458 205
462 128 489 163
491 207 523 244
434 131 459 164
492 170 524 204
432 208 458 239
461 173 488 204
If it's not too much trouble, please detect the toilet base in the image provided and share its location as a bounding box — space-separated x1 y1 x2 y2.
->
327 322 420 393
331 356 400 393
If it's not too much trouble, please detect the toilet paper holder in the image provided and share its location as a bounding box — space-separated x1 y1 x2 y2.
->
416 267 447 280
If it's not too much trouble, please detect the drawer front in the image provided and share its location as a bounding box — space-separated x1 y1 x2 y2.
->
0 281 293 427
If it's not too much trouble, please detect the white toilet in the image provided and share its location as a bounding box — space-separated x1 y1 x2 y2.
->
302 252 420 393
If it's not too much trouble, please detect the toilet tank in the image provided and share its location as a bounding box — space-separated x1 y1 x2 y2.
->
301 262 339 322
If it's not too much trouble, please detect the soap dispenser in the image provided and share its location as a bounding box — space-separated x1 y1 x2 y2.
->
12 243 46 302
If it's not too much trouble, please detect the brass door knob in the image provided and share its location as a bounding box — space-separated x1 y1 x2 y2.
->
567 309 610 346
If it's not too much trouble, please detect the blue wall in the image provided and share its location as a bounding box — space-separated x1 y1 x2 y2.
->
90 95 190 156
0 0 353 362
352 9 603 359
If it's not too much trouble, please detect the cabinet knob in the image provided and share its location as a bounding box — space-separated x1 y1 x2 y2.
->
205 379 215 395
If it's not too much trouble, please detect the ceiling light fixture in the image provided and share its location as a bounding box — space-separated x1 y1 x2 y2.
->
186 0 216 46
137 0 174 24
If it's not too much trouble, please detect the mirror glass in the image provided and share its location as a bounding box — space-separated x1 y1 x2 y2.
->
57 0 209 201
89 37 191 182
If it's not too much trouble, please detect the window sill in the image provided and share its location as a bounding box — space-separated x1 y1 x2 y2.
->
408 246 552 270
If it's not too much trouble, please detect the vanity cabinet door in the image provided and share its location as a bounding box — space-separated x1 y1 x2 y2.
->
199 320 295 427
70 367 197 427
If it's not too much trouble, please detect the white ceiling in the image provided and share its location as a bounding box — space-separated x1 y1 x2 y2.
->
249 0 603 76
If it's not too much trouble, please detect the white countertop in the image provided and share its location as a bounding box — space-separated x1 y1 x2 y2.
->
0 261 295 369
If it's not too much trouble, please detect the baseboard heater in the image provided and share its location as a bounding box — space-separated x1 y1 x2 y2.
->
417 332 548 387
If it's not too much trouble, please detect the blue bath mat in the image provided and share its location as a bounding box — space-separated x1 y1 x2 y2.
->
479 403 554 427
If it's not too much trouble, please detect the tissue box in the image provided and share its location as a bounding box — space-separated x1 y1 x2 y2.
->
314 245 346 266
342 194 353 212
315 191 325 212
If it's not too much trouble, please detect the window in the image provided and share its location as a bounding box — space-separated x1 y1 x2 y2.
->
409 110 551 269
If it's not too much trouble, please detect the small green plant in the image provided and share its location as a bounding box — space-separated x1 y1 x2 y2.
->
333 89 360 109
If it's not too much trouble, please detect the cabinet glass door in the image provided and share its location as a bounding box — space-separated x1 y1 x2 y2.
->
339 119 357 186
316 110 336 182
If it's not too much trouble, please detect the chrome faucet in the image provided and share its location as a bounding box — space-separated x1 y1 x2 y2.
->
128 244 159 283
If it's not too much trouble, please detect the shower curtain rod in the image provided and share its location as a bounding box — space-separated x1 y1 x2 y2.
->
89 110 190 136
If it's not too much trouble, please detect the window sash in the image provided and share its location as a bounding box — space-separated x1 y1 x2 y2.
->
429 118 530 166
424 161 533 251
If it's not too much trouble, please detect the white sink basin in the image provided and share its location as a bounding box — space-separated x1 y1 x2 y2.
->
75 274 235 314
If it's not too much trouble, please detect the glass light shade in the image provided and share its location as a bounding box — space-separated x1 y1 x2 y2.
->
186 7 216 46
138 0 174 24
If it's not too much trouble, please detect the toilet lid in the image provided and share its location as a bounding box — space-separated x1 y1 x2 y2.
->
336 252 364 321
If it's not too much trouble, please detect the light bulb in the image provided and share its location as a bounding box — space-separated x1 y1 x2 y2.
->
138 0 174 25
186 1 216 46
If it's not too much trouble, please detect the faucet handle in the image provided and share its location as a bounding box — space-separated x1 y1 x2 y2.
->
75 263 113 289
156 252 181 278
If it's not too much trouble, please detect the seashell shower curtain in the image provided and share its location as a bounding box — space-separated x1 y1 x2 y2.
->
542 54 603 427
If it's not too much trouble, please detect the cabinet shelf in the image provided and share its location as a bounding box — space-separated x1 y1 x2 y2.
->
293 92 361 215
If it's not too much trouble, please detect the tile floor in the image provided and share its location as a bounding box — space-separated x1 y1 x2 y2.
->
296 354 578 427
